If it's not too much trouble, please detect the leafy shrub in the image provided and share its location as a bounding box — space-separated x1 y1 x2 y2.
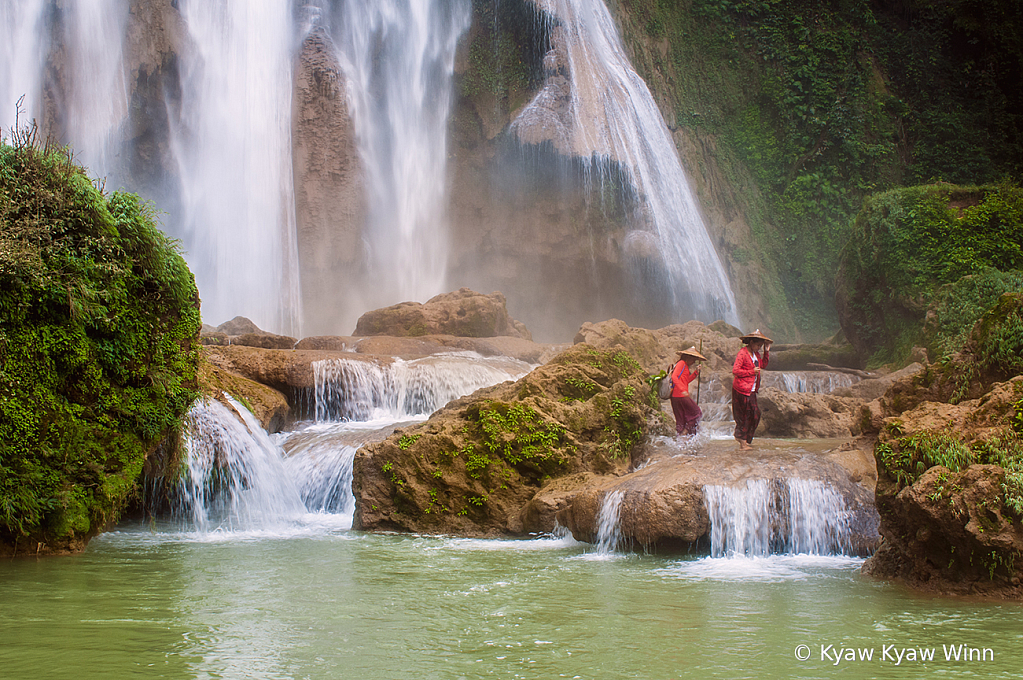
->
0 130 200 548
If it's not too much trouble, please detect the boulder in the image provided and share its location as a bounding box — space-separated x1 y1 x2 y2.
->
216 316 262 335
354 288 532 340
546 437 879 554
758 388 867 438
199 362 290 433
352 343 668 535
863 465 1023 597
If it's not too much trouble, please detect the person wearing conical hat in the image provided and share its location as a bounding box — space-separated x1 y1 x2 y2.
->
731 329 772 450
670 346 707 436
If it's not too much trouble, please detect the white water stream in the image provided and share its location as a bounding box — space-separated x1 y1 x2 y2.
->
513 0 740 324
321 0 471 310
0 0 48 134
169 0 302 336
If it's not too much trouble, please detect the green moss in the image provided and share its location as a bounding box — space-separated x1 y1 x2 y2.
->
0 133 200 548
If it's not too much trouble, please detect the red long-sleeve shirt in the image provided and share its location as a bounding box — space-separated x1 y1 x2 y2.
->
670 361 699 398
732 346 768 396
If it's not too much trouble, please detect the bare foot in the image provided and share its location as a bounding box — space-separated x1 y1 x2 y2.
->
739 442 753 451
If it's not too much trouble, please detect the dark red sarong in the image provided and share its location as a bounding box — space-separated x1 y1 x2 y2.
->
670 395 702 435
731 387 760 444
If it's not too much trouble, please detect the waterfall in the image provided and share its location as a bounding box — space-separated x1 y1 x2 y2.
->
60 0 130 177
176 396 307 533
324 0 472 309
703 478 850 557
765 371 858 394
169 0 302 336
284 441 358 516
594 489 625 554
0 0 48 134
313 353 532 422
512 0 739 325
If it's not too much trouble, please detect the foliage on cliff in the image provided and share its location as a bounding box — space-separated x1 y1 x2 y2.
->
353 344 666 536
834 182 1023 365
0 131 201 552
609 0 1023 338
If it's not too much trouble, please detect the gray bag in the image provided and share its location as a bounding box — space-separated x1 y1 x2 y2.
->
657 363 676 400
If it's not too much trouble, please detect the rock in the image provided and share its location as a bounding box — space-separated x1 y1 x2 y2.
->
231 332 297 350
574 318 742 374
863 465 1023 597
834 362 926 402
758 388 867 438
352 343 667 535
217 316 262 335
550 438 879 554
292 26 366 337
354 289 532 340
202 345 391 393
199 363 290 433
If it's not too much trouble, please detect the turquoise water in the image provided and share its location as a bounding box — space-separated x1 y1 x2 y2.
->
2 525 1021 680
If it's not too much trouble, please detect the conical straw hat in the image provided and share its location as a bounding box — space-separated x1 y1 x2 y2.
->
739 328 772 344
677 345 707 361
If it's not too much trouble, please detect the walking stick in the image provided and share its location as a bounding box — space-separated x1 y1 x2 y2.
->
696 339 703 404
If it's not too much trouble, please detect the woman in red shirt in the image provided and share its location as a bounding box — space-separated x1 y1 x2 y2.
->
670 346 707 436
732 329 771 450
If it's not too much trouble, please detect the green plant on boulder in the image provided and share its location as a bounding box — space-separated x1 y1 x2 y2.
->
836 182 1023 365
0 130 201 552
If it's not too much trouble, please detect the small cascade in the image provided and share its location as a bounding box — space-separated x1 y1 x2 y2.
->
176 396 306 532
313 353 531 422
594 489 625 554
763 371 858 394
703 478 850 557
283 440 357 517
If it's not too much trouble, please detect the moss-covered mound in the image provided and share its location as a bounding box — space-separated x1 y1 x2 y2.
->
0 136 201 554
836 182 1023 364
352 344 666 536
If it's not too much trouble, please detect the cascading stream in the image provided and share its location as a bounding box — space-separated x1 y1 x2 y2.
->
513 0 740 324
703 478 851 557
312 353 532 422
594 489 625 555
0 0 49 134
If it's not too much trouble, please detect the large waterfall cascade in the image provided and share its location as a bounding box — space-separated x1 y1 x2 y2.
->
170 0 302 337
323 0 472 311
0 1 48 134
513 0 740 324
703 478 852 557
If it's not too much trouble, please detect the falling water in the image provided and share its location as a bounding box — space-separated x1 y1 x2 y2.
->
169 0 301 335
765 371 858 394
0 0 48 134
594 489 625 554
176 396 307 533
313 352 532 422
59 0 130 177
324 0 472 308
512 0 739 324
703 478 850 557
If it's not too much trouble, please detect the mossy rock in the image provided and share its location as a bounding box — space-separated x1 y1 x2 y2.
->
352 343 667 536
0 138 201 554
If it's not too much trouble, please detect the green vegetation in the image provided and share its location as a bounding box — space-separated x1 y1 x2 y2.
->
835 183 1023 365
0 129 201 549
877 429 1023 516
607 0 1023 338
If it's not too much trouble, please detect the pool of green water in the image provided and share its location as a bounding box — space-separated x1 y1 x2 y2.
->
2 526 1021 679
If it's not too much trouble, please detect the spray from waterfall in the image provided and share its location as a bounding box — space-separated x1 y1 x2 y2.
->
169 0 302 336
323 0 471 309
513 0 739 325
703 478 851 557
0 1 48 134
